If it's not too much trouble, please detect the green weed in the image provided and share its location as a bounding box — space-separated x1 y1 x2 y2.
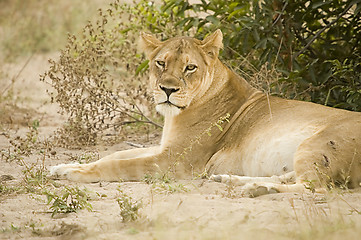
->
1 120 40 162
0 183 20 195
44 186 92 217
0 120 58 195
143 173 189 194
21 163 48 193
116 188 142 222
67 151 100 164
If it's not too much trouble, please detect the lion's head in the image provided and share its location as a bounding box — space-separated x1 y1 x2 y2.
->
140 30 223 117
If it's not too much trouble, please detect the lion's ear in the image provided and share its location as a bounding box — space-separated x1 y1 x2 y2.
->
139 32 162 57
201 29 223 59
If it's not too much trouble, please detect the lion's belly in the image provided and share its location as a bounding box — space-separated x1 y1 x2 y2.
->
209 124 317 177
240 127 316 176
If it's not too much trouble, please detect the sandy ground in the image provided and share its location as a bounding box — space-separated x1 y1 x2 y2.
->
1 54 361 240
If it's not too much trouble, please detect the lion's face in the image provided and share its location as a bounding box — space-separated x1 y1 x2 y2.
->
150 38 212 116
140 30 223 117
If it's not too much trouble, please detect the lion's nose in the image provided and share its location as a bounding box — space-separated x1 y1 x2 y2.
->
159 86 180 98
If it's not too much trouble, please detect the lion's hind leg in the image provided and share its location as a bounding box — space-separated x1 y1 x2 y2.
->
210 172 313 197
242 181 323 197
210 171 296 186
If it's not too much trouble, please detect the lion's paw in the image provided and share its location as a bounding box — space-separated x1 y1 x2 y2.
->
49 163 93 182
210 174 242 185
209 174 225 183
210 174 255 186
241 182 279 197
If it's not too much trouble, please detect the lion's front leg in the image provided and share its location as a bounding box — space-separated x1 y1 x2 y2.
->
50 147 165 182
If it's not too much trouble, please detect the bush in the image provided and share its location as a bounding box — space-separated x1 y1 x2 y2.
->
42 0 184 146
165 0 361 110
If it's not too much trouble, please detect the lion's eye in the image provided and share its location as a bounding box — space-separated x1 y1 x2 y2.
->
185 64 197 73
155 60 165 68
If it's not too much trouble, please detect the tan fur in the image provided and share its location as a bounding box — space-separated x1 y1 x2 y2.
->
51 30 361 196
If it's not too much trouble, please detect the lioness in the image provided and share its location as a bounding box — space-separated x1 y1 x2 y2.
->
51 30 361 196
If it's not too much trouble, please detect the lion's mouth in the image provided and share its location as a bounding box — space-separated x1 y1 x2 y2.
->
158 100 186 109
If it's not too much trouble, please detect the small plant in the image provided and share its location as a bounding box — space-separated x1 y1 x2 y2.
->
66 151 100 164
44 186 93 217
0 120 60 195
142 173 189 194
223 176 237 199
192 168 209 180
1 120 41 163
304 180 318 194
155 182 189 194
21 162 49 193
0 183 19 195
2 120 60 193
142 172 172 185
1 119 56 165
116 188 142 222
205 113 231 136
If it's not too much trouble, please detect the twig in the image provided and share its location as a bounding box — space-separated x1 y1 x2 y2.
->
293 2 354 60
80 84 162 129
115 120 160 126
125 141 145 148
104 92 163 128
338 195 361 214
132 101 163 128
270 1 288 29
1 53 35 96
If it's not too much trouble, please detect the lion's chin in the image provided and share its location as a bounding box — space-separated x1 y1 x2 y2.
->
156 103 182 117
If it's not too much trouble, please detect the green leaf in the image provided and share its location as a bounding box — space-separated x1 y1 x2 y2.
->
176 18 189 27
228 8 246 20
184 18 194 31
205 15 220 25
312 1 329 9
215 124 223 132
355 3 361 15
136 60 149 75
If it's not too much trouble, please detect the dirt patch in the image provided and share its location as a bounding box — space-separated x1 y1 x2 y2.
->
0 103 35 126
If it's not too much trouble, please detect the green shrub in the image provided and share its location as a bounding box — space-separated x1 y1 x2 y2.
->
165 0 361 110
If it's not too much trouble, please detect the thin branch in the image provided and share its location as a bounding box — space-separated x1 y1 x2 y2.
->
1 53 35 96
293 30 319 58
80 84 162 129
293 2 354 60
270 1 288 29
130 98 163 128
125 141 145 148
